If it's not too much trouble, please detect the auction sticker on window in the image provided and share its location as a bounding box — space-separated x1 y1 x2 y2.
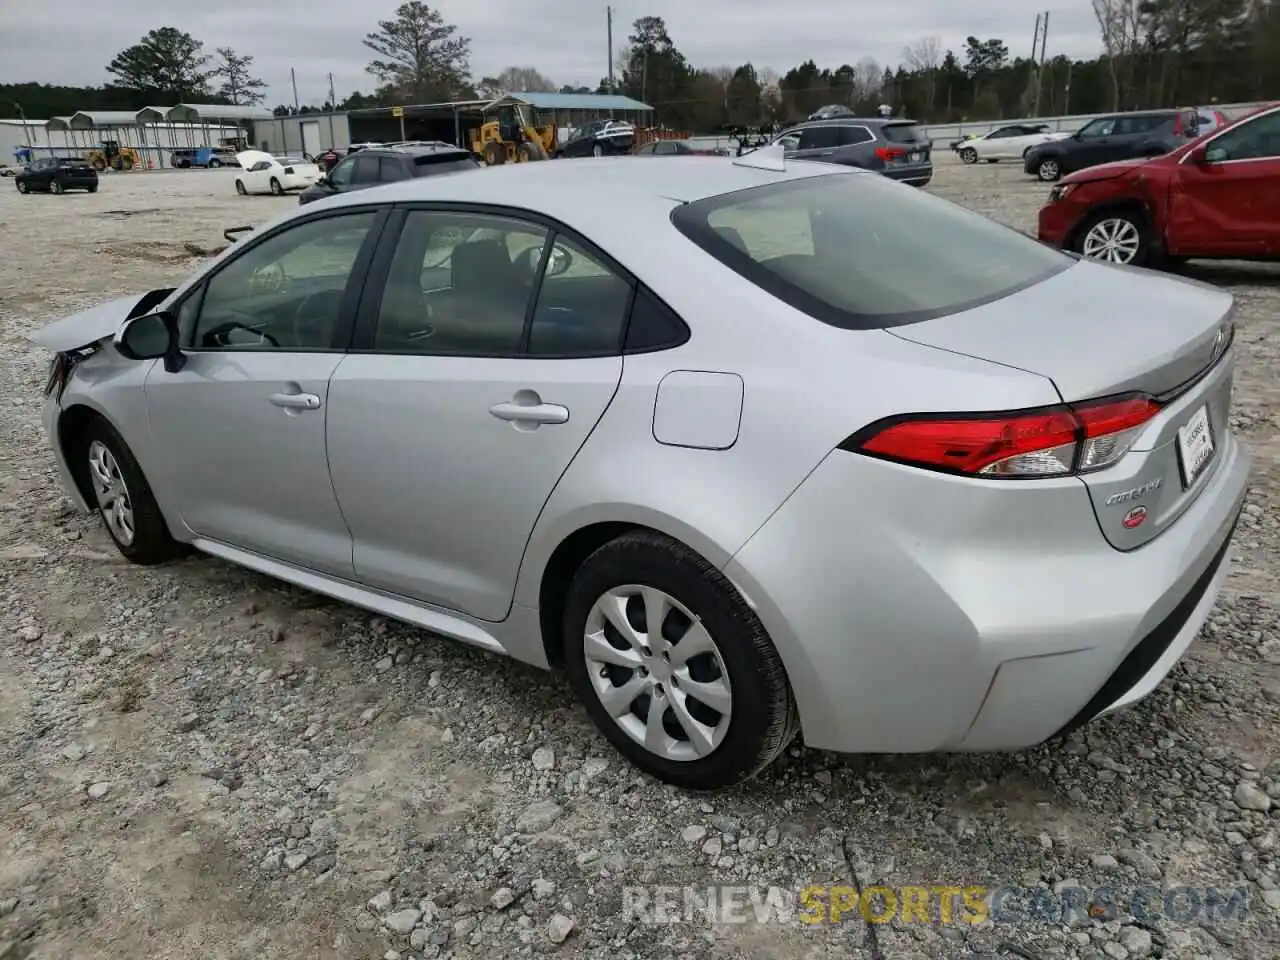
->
1177 405 1214 488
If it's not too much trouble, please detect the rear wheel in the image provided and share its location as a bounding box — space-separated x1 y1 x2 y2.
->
87 184 98 193
80 418 184 565
591 143 605 158
269 177 283 195
563 531 798 790
50 180 63 194
208 158 222 168
15 180 27 193
483 142 506 166
235 179 247 195
960 147 978 164
1075 209 1150 267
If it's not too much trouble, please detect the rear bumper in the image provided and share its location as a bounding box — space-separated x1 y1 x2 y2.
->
58 178 97 189
722 433 1251 755
885 163 933 186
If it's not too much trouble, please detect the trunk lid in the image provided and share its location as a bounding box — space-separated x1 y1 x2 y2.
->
890 259 1236 549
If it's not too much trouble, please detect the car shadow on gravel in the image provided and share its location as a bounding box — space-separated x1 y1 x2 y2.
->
1176 262 1280 287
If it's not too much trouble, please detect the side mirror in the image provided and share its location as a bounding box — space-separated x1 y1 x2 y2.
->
115 311 185 372
547 245 574 277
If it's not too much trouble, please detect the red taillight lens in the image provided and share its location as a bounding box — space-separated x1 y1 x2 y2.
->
843 394 1162 478
875 146 908 161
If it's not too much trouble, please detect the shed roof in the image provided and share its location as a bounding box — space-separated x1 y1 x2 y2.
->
166 103 275 123
505 92 652 111
69 111 141 128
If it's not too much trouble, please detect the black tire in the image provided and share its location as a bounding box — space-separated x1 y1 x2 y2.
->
591 143 605 158
269 177 283 195
92 159 106 172
235 179 247 195
1037 157 1063 182
50 180 63 194
80 417 185 565
87 184 97 193
1072 208 1151 268
483 142 506 166
208 158 221 168
16 180 27 193
562 531 798 790
959 147 978 164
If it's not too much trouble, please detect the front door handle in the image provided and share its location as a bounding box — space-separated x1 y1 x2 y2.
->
269 392 321 410
489 397 568 425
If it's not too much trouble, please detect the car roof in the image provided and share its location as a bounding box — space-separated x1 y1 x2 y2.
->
792 117 914 128
364 145 472 158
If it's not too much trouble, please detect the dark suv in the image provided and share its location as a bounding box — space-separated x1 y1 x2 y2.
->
14 156 98 194
772 118 933 186
1023 108 1204 182
298 144 480 205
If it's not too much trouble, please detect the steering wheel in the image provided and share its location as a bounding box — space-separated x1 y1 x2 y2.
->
249 262 288 296
201 320 280 348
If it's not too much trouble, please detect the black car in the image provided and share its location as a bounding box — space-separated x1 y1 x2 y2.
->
633 139 729 157
298 144 480 205
1023 107 1204 182
556 120 636 158
14 156 98 194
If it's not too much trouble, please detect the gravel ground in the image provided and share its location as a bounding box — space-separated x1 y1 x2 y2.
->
0 157 1278 960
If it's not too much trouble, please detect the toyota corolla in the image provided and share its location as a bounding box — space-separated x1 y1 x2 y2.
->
31 150 1250 789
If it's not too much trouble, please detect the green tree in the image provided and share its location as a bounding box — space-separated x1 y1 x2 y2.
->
106 27 212 99
724 64 763 125
364 1 471 102
213 48 267 106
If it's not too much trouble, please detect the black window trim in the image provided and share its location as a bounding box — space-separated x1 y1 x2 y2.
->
350 201 689 359
669 175 1072 331
172 203 392 355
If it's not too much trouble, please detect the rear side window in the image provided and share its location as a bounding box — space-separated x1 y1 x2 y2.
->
411 155 479 176
797 127 842 150
379 157 408 181
353 154 380 181
882 123 926 144
838 126 874 145
670 173 1070 330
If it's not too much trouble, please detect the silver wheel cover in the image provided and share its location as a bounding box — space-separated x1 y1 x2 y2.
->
583 584 732 761
88 440 135 546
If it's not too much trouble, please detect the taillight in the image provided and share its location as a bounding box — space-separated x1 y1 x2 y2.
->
875 146 908 161
842 394 1162 479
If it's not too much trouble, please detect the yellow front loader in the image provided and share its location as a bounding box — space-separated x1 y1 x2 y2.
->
469 98 555 165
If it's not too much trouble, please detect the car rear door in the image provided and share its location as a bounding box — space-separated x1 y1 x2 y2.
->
324 205 632 621
1165 109 1280 256
793 125 843 162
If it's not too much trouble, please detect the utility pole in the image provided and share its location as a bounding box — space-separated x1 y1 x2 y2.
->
606 5 615 118
291 68 300 113
1032 11 1049 117
327 73 337 148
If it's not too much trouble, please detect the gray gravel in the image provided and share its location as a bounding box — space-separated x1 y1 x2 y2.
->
0 158 1278 959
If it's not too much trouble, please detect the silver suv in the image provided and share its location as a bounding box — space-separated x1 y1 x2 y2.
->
774 118 933 187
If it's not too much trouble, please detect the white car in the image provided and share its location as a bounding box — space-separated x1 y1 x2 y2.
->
234 150 321 196
957 124 1071 164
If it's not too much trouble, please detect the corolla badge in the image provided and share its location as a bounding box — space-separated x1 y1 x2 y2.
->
1105 477 1162 506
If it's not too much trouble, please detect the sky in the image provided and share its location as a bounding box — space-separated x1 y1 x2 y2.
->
0 0 1104 110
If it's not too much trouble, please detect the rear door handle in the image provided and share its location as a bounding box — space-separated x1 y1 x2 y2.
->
269 392 321 410
489 399 568 425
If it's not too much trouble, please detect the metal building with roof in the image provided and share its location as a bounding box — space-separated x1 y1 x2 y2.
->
253 92 654 158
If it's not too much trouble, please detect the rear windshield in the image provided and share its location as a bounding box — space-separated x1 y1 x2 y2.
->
55 157 86 165
411 154 479 176
669 172 1070 329
882 123 926 144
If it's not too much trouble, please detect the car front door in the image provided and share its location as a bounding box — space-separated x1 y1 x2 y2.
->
983 126 1017 159
1068 118 1118 170
1166 110 1280 257
325 206 632 620
142 207 387 575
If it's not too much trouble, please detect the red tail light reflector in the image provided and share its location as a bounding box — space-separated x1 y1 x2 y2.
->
842 394 1162 478
875 146 908 161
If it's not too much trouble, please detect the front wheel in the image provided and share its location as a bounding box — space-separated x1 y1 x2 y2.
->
208 158 221 168
1037 158 1062 181
15 180 28 193
235 179 247 195
269 177 283 195
959 147 978 164
81 418 184 565
1075 210 1149 267
591 143 605 158
563 531 798 790
50 180 63 194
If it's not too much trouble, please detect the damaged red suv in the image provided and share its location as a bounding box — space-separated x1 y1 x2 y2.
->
1038 102 1280 268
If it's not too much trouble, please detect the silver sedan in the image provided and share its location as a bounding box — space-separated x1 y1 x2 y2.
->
32 150 1250 789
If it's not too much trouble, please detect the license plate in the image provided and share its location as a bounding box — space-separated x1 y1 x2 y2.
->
909 152 921 162
1176 405 1214 488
